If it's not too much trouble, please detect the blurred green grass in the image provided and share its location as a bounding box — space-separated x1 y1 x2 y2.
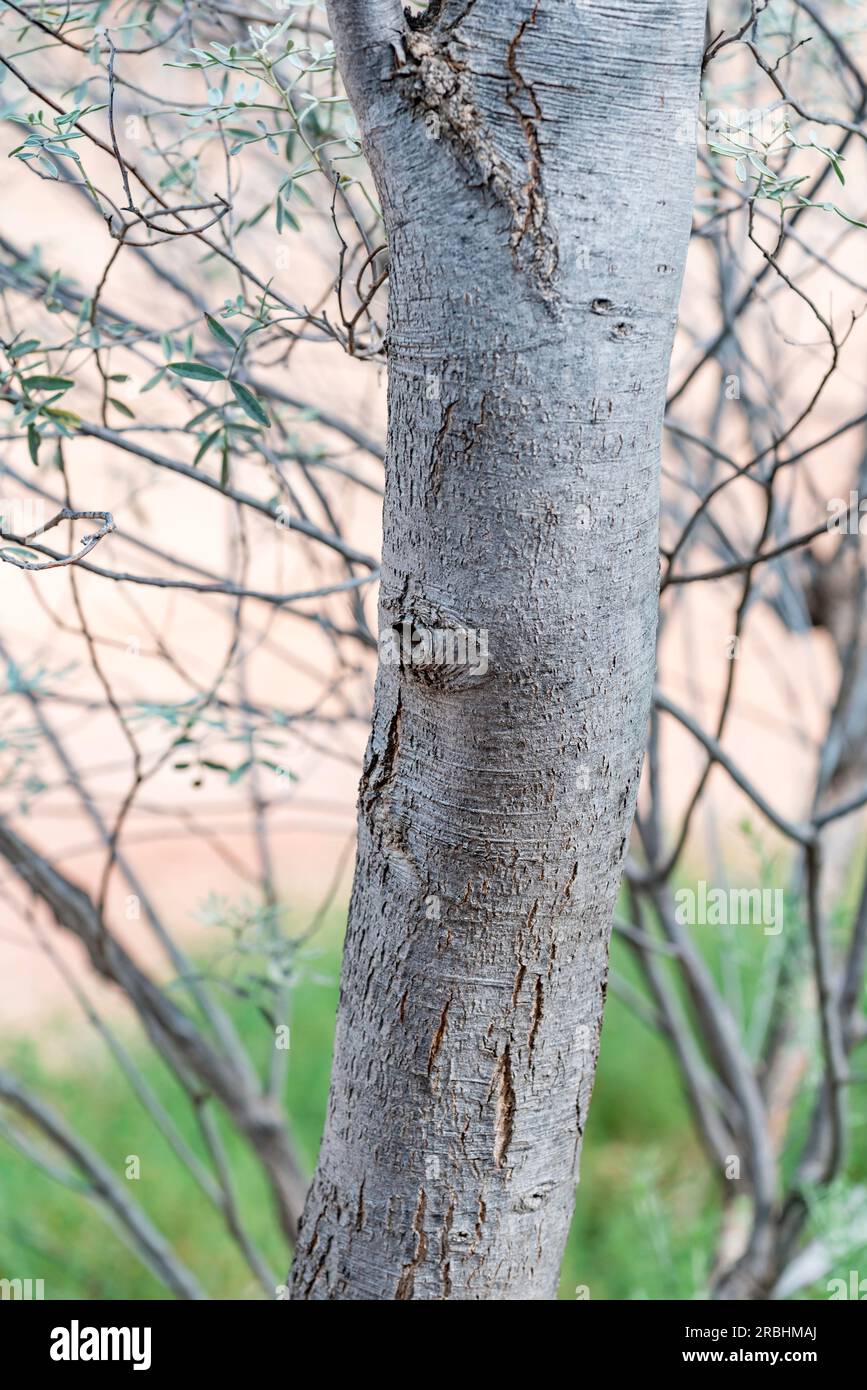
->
0 919 864 1300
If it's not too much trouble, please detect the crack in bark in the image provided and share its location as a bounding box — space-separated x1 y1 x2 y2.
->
504 0 555 283
510 961 526 1010
395 1187 428 1299
473 1195 487 1251
528 975 544 1056
431 397 456 495
360 691 402 806
359 691 421 878
427 995 452 1075
302 1233 332 1300
492 1045 516 1167
440 1198 455 1297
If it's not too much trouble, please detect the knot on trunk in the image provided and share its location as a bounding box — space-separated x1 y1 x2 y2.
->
382 610 492 690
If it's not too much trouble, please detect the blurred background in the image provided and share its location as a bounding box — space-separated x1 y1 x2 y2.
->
1 0 867 1299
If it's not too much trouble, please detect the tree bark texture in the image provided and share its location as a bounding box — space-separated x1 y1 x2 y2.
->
290 0 707 1300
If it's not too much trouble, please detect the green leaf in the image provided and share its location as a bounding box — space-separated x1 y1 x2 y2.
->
280 202 300 232
194 428 223 465
168 361 225 381
205 314 237 349
21 375 73 391
27 423 40 466
747 152 777 179
261 760 297 781
230 380 269 427
7 339 40 359
140 369 167 393
108 397 135 419
185 405 219 431
227 759 253 784
829 204 867 229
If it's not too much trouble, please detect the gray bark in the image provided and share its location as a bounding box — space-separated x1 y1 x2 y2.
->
290 0 707 1300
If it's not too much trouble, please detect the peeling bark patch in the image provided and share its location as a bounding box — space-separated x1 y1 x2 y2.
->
395 1188 428 1300
400 26 557 296
406 0 444 30
493 1045 516 1167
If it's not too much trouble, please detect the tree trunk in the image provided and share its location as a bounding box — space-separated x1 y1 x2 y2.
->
290 0 707 1301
